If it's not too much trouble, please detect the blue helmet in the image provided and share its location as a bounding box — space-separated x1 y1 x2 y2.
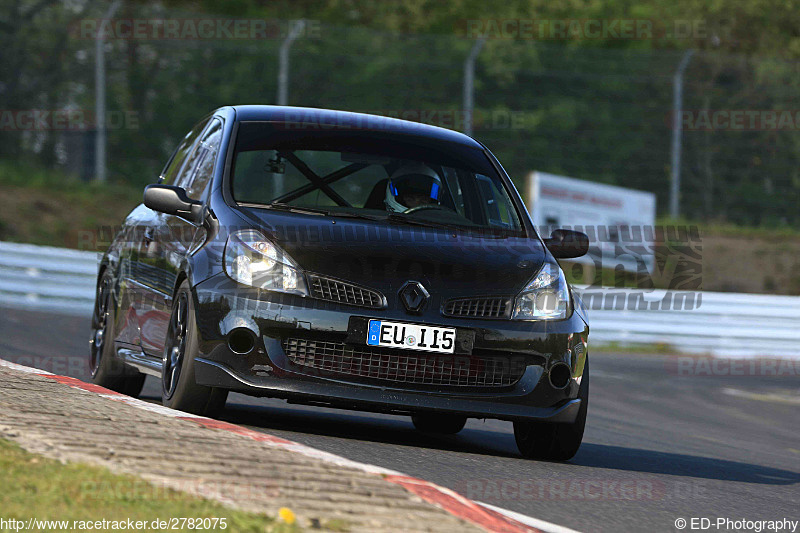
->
385 164 442 213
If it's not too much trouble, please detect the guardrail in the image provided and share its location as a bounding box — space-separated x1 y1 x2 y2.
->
0 241 98 316
580 288 800 358
1 241 798 358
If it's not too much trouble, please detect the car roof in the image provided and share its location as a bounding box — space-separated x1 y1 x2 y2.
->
224 105 484 149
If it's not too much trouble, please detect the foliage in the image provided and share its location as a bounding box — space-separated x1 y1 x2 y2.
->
1 0 799 226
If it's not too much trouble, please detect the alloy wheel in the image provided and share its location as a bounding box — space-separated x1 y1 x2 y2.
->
163 292 188 398
90 277 110 377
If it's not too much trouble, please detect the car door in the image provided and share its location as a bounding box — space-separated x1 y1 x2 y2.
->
128 117 210 354
112 204 154 346
139 118 223 357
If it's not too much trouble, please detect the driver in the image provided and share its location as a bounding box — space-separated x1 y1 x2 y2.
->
385 164 443 213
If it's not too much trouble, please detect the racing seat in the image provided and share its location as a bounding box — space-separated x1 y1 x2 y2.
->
363 179 389 210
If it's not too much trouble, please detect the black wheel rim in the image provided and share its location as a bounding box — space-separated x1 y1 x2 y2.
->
163 292 188 398
90 277 110 377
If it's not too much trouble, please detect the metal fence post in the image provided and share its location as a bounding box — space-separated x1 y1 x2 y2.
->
669 49 694 219
94 0 122 183
462 37 485 137
277 20 306 106
275 20 305 197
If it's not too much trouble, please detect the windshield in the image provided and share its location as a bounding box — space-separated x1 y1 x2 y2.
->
231 122 524 234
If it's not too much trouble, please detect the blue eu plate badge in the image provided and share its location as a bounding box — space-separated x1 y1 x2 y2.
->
365 319 455 354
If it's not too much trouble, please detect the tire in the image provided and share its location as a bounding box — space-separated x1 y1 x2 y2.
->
411 413 467 434
514 358 589 461
90 272 146 397
161 280 227 417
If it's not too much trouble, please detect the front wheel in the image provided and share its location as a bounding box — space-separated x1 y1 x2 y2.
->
161 280 227 417
514 358 589 461
90 272 145 396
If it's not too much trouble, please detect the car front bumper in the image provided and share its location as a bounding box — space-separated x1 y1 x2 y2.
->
191 273 589 423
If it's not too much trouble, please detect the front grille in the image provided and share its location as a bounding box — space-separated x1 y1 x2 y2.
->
307 274 384 309
283 338 526 388
443 297 511 318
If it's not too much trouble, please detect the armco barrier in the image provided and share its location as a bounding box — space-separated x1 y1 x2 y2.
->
580 288 800 358
1 241 798 358
0 241 98 315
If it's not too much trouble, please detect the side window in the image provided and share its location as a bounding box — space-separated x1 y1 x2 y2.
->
159 117 210 186
183 119 223 201
475 174 517 228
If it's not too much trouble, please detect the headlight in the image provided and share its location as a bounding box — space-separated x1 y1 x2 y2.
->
224 229 308 296
512 262 571 320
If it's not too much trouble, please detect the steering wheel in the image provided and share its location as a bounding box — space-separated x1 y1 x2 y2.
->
404 204 448 215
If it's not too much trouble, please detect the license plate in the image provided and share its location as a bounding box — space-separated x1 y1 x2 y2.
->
366 320 456 354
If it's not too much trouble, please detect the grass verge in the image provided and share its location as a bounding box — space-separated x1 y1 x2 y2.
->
656 216 800 240
592 341 681 355
0 161 141 250
0 438 299 532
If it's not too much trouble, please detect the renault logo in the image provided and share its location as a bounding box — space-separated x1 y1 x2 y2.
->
399 281 429 313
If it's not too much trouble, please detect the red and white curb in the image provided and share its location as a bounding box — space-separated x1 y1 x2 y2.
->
0 359 580 533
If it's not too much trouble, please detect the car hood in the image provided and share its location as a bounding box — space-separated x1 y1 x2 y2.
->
233 208 547 297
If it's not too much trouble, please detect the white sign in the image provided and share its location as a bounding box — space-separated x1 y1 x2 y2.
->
526 171 656 273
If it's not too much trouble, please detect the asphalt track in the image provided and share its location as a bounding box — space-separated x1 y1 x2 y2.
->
1 306 798 532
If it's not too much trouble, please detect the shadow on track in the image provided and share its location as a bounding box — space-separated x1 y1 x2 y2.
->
573 443 800 485
204 398 800 486
217 399 522 458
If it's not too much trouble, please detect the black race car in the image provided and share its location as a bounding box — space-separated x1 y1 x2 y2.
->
91 106 590 460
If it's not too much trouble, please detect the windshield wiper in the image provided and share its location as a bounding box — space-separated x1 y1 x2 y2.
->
265 203 386 221
384 213 467 232
386 214 510 237
263 203 495 234
265 203 331 216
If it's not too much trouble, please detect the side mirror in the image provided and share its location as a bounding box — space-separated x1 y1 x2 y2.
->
143 185 203 222
544 229 589 259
